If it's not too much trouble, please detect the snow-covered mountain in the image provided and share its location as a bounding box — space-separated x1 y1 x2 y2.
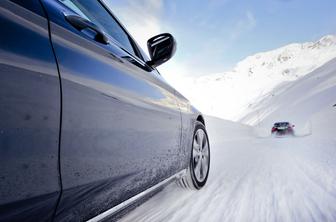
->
242 56 336 137
177 35 336 120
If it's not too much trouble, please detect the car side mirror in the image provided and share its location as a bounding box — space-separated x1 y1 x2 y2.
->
146 33 176 68
292 125 295 127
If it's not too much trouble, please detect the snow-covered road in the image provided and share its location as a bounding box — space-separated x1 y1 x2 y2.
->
120 117 336 222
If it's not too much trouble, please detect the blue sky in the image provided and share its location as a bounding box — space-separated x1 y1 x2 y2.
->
106 0 336 77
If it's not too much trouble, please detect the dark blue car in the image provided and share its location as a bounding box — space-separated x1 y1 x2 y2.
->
0 0 210 221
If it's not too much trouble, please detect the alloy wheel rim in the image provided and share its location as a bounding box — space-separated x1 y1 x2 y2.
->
192 129 209 183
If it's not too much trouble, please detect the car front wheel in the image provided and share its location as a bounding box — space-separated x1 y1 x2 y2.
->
178 121 210 190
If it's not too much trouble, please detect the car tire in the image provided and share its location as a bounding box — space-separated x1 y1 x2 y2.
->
178 121 210 190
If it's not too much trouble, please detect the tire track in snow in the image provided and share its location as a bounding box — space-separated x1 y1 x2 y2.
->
119 135 336 222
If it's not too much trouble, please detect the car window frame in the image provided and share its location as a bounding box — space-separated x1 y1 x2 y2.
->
97 0 146 62
99 0 163 73
99 0 159 72
58 0 148 65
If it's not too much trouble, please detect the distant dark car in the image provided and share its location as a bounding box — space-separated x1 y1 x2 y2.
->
271 122 295 136
0 1 210 221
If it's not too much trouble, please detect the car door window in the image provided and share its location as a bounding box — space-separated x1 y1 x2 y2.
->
58 0 137 56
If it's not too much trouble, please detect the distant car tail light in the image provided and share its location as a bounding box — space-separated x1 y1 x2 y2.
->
272 127 276 132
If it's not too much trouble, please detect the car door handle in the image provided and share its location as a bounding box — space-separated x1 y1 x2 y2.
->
64 14 109 45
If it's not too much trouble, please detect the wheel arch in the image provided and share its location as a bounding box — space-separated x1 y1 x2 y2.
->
196 115 205 126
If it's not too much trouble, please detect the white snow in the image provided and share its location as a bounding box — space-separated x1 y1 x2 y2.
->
169 35 336 121
241 57 336 136
118 46 336 222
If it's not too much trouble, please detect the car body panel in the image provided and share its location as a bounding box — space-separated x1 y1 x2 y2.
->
40 0 185 220
1 0 205 220
174 91 201 164
0 0 61 221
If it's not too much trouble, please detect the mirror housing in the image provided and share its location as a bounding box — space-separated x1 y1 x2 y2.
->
147 33 176 68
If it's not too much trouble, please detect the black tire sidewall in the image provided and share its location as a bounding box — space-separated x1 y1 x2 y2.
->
190 121 210 189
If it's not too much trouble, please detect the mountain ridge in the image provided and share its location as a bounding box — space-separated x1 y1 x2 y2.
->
179 34 336 120
198 34 336 82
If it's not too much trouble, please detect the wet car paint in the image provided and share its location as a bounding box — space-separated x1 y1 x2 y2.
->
41 0 199 220
0 1 61 221
0 0 203 221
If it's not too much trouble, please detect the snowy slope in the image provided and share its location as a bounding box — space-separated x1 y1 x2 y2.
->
241 57 336 138
175 35 336 120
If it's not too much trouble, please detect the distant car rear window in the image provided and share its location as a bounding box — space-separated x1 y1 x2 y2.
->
274 122 289 127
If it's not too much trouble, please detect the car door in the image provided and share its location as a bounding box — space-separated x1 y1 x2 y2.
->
39 0 183 221
0 0 61 221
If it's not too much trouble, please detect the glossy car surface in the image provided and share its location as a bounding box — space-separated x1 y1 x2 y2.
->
0 0 207 221
271 122 295 136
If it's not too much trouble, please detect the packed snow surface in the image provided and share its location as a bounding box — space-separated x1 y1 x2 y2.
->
119 117 336 222
119 57 336 221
